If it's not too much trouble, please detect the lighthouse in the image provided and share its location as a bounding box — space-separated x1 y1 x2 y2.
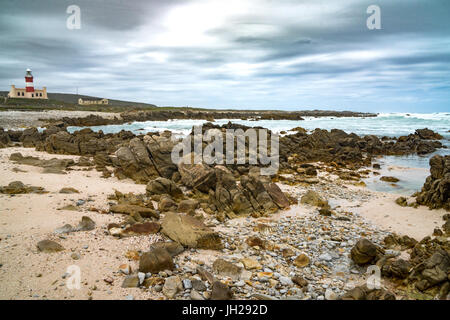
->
7 69 48 99
25 68 34 93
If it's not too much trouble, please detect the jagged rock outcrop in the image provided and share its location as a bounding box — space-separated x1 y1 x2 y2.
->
416 155 449 211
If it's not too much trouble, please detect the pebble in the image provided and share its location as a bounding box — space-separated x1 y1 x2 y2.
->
183 279 192 289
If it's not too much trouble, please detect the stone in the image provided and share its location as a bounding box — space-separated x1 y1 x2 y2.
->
340 285 396 300
54 224 74 234
59 187 79 194
292 275 308 288
121 275 140 288
300 190 329 208
350 238 378 265
138 272 146 285
211 281 232 300
279 276 294 286
395 197 408 207
213 259 242 280
122 222 160 236
76 216 96 231
178 199 199 213
158 196 178 212
146 177 183 198
163 276 183 298
150 242 184 257
183 279 192 289
241 258 262 270
293 253 310 268
37 240 64 253
139 248 175 273
161 212 223 249
380 176 400 183
192 279 207 291
119 264 131 275
190 289 205 300
109 204 159 219
325 288 337 300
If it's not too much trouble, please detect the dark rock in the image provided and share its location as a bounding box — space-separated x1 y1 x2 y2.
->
139 247 175 273
350 238 379 265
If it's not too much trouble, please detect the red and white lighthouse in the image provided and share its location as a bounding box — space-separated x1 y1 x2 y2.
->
25 68 34 93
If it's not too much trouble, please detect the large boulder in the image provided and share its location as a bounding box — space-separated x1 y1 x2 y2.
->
161 212 223 249
416 155 449 211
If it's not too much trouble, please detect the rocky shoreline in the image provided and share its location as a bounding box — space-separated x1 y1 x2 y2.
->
37 109 377 128
0 119 448 300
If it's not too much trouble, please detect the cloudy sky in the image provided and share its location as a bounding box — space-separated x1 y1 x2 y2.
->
1 0 449 112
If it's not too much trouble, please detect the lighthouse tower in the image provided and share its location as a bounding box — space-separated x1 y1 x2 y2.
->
25 68 34 93
7 69 48 99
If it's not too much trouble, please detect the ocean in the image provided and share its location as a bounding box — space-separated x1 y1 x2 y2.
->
68 112 450 196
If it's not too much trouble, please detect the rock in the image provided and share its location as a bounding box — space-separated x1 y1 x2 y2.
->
178 162 217 193
146 178 183 198
264 183 290 209
325 288 337 300
395 197 408 207
212 259 242 280
246 236 267 249
292 275 308 288
178 199 199 213
163 276 183 298
350 238 378 265
158 196 177 212
381 259 411 279
340 285 396 300
119 264 131 275
161 212 223 249
138 272 146 285
293 253 310 268
0 181 46 195
71 253 80 260
76 216 96 231
191 279 207 291
122 222 160 236
109 204 159 219
54 224 74 234
380 176 400 183
300 190 329 208
279 276 294 286
416 155 449 211
415 128 443 140
59 187 79 194
37 240 64 253
121 275 140 288
183 279 192 289
443 220 450 235
211 281 232 300
415 250 450 291
139 248 175 274
190 289 205 300
197 266 216 284
150 242 184 257
241 258 262 270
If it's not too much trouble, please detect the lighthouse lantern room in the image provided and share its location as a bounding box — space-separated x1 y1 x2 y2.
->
8 69 48 99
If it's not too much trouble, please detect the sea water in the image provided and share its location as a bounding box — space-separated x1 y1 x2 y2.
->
68 112 450 195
